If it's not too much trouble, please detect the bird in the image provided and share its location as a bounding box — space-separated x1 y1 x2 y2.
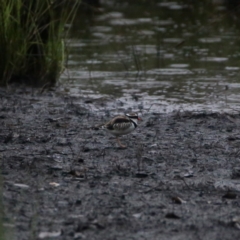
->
100 113 141 148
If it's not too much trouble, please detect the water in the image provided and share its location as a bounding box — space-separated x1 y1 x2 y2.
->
60 0 240 113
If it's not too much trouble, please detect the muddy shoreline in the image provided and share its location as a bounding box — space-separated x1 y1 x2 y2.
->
1 88 240 240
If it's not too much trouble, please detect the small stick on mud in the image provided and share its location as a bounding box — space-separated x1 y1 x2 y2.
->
99 148 106 161
181 177 192 190
136 142 144 171
67 142 75 159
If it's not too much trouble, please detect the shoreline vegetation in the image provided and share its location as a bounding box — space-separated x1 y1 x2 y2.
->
0 0 80 87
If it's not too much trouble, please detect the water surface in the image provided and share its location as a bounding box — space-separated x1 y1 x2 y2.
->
61 0 240 113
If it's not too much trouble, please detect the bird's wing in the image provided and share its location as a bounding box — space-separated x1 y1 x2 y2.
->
105 116 131 130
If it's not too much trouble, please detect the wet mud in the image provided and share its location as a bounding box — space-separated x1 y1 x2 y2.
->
1 88 240 240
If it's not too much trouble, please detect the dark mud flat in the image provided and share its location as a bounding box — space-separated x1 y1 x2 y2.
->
1 89 240 240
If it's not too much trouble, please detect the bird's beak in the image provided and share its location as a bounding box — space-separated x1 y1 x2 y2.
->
138 117 142 121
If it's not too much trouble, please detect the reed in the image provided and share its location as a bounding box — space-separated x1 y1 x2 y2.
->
0 0 79 87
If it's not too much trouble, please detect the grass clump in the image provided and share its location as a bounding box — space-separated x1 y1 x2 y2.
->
0 0 80 87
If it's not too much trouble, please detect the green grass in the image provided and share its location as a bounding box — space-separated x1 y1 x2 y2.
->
0 0 80 87
0 154 4 240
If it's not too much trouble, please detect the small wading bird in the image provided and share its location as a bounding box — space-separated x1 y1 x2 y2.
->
100 113 141 148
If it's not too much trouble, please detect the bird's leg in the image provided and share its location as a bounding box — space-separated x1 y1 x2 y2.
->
116 137 127 148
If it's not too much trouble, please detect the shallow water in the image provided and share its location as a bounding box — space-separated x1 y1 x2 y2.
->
61 0 240 113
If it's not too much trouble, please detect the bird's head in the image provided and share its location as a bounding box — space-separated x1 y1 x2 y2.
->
125 113 142 121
